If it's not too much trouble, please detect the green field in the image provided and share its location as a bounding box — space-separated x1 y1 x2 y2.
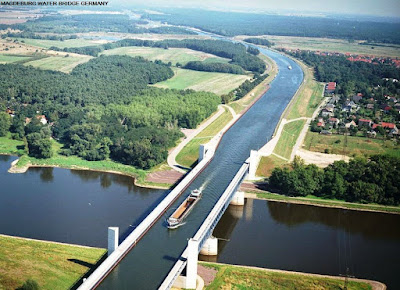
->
202 262 372 290
154 68 250 95
24 55 92 73
237 35 400 58
0 134 25 155
0 235 105 290
304 132 400 157
13 38 101 49
256 155 288 177
101 46 229 65
176 108 233 168
274 119 307 159
0 54 33 63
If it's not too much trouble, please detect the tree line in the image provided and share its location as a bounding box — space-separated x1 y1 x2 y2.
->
145 9 400 44
269 155 400 206
244 38 274 47
0 56 220 168
183 61 245 74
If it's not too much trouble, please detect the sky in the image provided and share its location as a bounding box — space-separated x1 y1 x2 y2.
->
117 0 400 18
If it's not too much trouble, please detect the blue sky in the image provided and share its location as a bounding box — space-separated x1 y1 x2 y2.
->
118 0 400 17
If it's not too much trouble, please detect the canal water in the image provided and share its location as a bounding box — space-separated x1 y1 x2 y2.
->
0 155 166 248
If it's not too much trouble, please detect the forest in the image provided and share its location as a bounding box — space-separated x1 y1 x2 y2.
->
0 56 220 169
50 38 266 74
243 38 273 47
269 155 400 206
183 61 245 74
144 9 400 44
10 14 195 35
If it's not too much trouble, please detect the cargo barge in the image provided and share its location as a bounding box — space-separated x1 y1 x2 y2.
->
167 189 202 229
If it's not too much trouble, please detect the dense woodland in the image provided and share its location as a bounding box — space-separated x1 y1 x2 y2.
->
145 9 400 44
10 14 195 35
269 156 400 206
51 38 266 74
183 61 245 74
0 56 220 168
243 38 273 47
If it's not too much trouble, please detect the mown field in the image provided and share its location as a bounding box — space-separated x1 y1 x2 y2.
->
101 46 229 65
0 54 33 63
256 155 288 177
0 235 105 290
236 35 400 57
154 68 250 95
176 108 233 168
202 263 372 290
304 132 400 157
24 55 92 73
12 38 102 49
273 119 307 160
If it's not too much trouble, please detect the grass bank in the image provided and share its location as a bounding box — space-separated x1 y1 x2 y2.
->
200 262 374 290
273 119 307 160
256 155 288 177
0 134 25 155
246 190 400 214
0 235 105 290
176 108 233 168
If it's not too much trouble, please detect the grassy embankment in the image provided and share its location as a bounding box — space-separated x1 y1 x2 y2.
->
229 53 277 114
201 262 373 290
247 190 400 214
0 133 25 155
0 235 105 290
236 34 400 58
176 108 233 168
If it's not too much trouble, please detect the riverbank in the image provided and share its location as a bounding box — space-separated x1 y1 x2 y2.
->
0 234 106 290
242 189 400 215
198 262 384 290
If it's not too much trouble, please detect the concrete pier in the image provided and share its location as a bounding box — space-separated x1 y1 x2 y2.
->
199 144 208 161
248 150 260 180
200 236 218 256
185 239 199 289
230 191 245 205
107 227 119 256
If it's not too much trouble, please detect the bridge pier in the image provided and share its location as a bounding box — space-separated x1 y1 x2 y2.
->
199 144 208 161
248 150 260 180
230 191 245 205
200 236 218 256
107 227 119 256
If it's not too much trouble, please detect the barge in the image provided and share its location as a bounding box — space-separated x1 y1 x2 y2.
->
167 189 202 229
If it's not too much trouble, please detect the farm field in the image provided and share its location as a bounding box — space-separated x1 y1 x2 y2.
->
11 38 102 49
0 54 33 63
24 55 92 73
236 35 400 57
304 132 400 157
154 68 250 95
101 46 230 65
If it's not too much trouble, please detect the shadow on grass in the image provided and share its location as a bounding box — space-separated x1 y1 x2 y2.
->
69 252 108 290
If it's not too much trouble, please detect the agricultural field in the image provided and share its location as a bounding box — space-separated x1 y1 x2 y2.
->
11 38 103 49
176 108 233 168
304 132 400 157
235 35 400 57
101 46 230 65
0 54 33 63
24 55 93 73
154 68 250 95
273 119 307 160
0 235 105 290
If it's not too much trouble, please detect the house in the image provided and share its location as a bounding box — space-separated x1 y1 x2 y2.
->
366 104 375 110
345 120 357 129
321 109 334 118
352 93 363 103
325 82 336 94
367 131 377 138
372 122 398 136
328 117 339 126
325 104 335 112
358 119 372 127
328 95 340 105
36 115 47 125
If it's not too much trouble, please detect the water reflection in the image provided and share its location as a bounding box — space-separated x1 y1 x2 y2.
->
30 167 54 183
0 155 11 162
267 201 400 240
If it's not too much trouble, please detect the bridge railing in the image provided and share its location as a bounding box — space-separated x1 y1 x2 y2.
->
159 159 250 289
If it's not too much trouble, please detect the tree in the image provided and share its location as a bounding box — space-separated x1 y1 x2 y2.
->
17 279 39 290
26 133 53 159
0 112 11 136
